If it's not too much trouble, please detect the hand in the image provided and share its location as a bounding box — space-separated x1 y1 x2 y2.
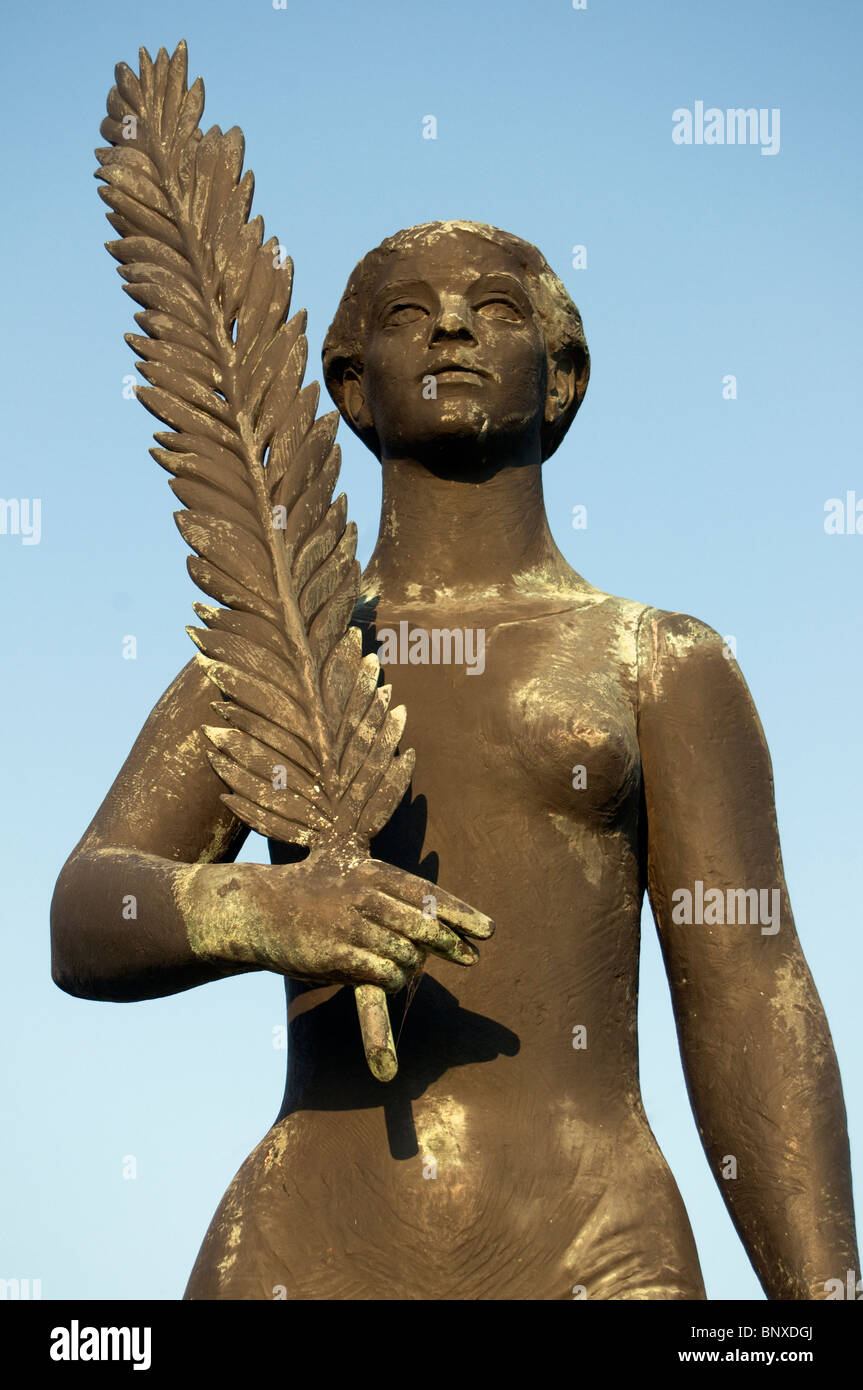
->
186 849 495 992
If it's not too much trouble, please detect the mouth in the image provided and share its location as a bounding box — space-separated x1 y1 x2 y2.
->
424 360 492 385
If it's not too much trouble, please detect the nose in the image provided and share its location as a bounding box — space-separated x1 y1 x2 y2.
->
429 293 476 344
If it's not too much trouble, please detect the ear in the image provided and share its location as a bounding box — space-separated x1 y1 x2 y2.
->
342 368 374 434
544 351 578 427
545 346 591 426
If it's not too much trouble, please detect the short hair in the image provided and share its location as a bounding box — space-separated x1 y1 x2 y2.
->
321 220 590 461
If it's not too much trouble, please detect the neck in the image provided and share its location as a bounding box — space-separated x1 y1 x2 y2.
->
361 449 584 610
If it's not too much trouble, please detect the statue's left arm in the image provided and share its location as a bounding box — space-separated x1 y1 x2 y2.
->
637 607 859 1300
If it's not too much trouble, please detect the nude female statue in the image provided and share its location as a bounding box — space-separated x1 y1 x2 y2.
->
51 220 859 1300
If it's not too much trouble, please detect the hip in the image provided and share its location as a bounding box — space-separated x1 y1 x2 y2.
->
184 1103 705 1300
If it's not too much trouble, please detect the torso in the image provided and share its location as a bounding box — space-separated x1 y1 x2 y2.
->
185 585 706 1300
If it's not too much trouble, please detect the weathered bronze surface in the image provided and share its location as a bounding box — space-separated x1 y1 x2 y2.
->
51 43 858 1300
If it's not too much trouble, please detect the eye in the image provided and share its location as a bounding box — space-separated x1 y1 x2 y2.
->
384 303 429 327
475 297 523 322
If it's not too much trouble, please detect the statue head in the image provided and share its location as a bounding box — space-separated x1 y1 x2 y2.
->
322 220 589 466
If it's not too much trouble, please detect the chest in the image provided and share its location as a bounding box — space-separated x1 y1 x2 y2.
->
375 612 641 825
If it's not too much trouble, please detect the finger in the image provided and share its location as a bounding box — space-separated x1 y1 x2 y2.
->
351 916 425 972
330 945 410 995
359 890 480 966
363 862 495 939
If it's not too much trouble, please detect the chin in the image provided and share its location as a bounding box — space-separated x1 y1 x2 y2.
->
392 430 523 480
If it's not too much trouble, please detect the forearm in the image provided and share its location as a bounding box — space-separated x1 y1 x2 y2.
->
50 848 262 1002
679 963 859 1299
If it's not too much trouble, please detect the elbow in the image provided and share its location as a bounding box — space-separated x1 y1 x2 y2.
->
49 920 97 999
49 893 90 999
50 856 107 1001
50 873 74 993
49 930 121 1003
50 955 88 999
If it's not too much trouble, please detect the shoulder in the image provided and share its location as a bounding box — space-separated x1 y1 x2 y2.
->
562 590 726 663
634 607 767 756
636 607 730 673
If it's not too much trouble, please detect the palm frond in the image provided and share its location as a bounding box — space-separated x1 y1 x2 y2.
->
96 41 413 1079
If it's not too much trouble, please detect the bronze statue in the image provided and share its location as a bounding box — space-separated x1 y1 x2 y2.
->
51 43 858 1300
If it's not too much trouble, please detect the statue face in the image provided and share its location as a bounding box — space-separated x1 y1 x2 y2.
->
343 230 567 464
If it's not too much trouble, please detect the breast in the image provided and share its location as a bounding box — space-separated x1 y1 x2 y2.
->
383 606 641 829
505 654 640 826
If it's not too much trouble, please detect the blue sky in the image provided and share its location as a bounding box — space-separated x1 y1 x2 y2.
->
1 0 860 1300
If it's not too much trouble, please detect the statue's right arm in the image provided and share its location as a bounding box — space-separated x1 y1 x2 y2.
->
51 659 493 1004
50 658 260 1002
